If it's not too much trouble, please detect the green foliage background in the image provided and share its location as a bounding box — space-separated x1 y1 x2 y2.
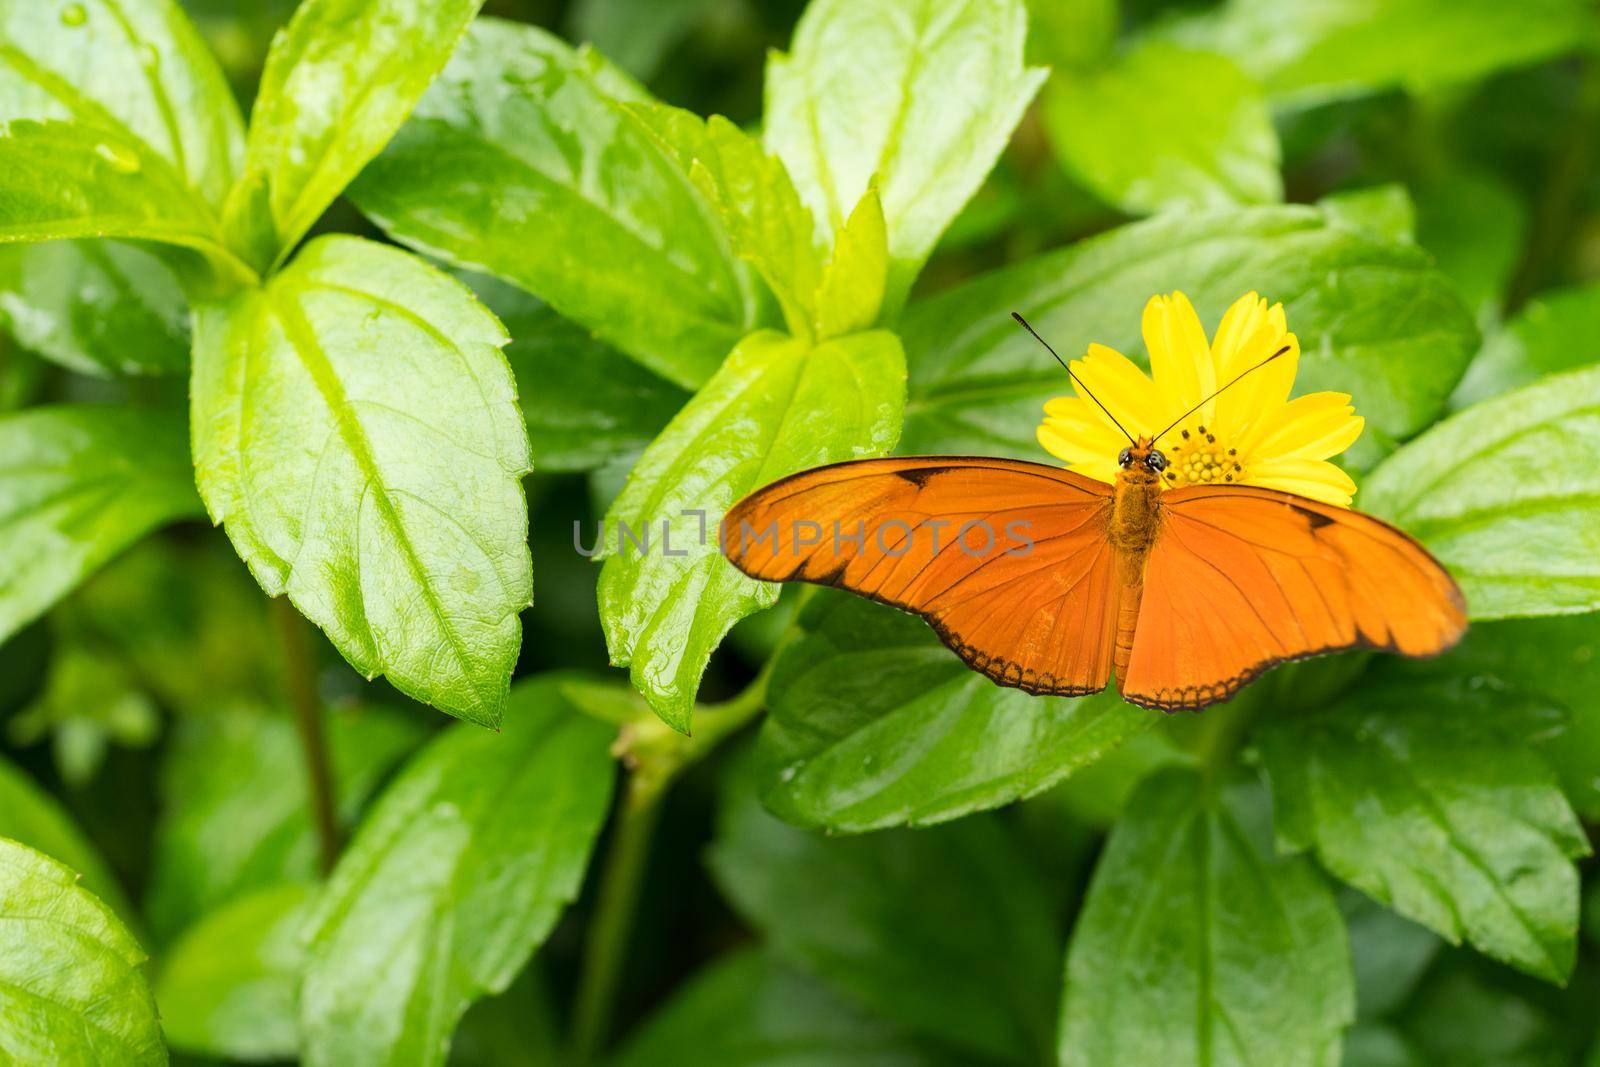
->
2 0 1600 1064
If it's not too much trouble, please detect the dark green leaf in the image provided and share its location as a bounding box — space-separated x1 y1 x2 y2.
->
190 235 532 726
567 0 720 81
1453 282 1600 409
756 590 1154 832
0 751 131 920
300 677 615 1067
1343 891 1440 1020
449 964 562 1067
598 329 905 731
1058 769 1354 1067
1261 679 1588 982
1342 1025 1426 1067
1401 952 1584 1067
1414 171 1525 326
0 404 201 647
9 640 160 787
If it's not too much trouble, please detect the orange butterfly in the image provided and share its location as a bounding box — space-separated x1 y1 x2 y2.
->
721 311 1466 712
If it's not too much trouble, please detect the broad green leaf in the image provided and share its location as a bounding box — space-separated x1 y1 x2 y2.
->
815 186 889 338
0 0 244 206
190 235 531 726
1164 0 1594 105
756 590 1153 832
0 837 165 1065
611 949 964 1067
1453 282 1600 409
900 205 1478 467
0 239 187 376
1261 679 1588 983
0 752 131 920
0 404 200 647
710 766 1059 1063
10 641 160 787
598 329 905 731
223 0 484 267
1058 770 1354 1067
1363 364 1600 618
146 703 423 942
300 677 615 1067
1320 183 1416 243
765 0 1046 311
1043 43 1282 215
155 882 313 1061
350 20 755 389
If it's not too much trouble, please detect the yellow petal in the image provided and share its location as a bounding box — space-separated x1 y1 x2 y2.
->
1248 393 1363 460
1069 343 1164 437
1214 296 1297 434
1248 457 1358 507
1037 423 1119 483
1142 292 1214 420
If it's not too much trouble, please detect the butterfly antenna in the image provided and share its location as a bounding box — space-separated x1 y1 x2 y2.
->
1011 312 1136 446
1150 344 1293 446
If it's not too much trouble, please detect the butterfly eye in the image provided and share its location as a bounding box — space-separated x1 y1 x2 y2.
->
1145 450 1168 472
1118 448 1132 467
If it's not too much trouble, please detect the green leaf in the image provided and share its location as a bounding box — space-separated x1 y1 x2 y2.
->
450 965 561 1067
190 235 531 726
899 205 1478 468
154 882 314 1062
1415 171 1525 327
1043 43 1282 215
0 239 188 376
816 186 889 338
223 0 484 267
567 0 720 81
10 640 161 788
0 0 244 207
349 19 755 389
1401 952 1586 1067
1025 0 1117 70
1058 769 1354 1067
300 677 615 1067
1343 891 1440 1021
1164 0 1594 104
0 837 165 1065
611 949 965 1067
0 752 131 921
146 703 424 942
598 329 905 731
755 590 1154 832
1261 678 1588 983
0 404 201 648
710 765 1059 1064
1362 364 1600 618
765 0 1046 311
1320 183 1416 243
1453 282 1600 409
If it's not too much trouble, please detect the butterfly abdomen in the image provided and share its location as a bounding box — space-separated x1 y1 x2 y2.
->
1109 468 1160 688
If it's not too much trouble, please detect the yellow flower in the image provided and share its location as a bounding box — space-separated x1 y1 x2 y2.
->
1036 291 1364 507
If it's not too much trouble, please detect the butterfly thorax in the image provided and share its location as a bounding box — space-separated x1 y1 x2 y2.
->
1110 438 1163 555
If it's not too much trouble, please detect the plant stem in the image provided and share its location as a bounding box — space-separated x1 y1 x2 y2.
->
271 597 340 874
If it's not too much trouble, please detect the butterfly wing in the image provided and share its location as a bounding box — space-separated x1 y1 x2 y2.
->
723 457 1120 696
1122 484 1468 711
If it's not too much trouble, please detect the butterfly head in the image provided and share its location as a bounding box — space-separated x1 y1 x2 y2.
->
1118 437 1168 476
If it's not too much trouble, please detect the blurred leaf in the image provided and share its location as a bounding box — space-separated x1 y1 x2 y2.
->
191 236 531 726
1402 952 1583 1067
1363 364 1600 618
300 677 615 1067
709 764 1059 1064
1414 171 1525 327
0 837 165 1065
598 329 904 731
1262 678 1587 983
610 949 965 1067
568 0 721 82
1058 769 1354 1067
1033 727 1190 827
1320 183 1416 243
0 404 200 647
0 751 131 920
0 239 187 376
1043 43 1282 214
755 590 1153 832
222 0 484 268
1342 1025 1426 1067
1343 891 1441 1021
155 882 314 1061
1453 282 1600 409
899 205 1477 470
9 641 160 787
449 964 562 1067
350 20 755 389
1025 0 1117 70
764 0 1046 311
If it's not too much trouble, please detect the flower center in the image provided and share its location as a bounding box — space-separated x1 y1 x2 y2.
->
1161 424 1242 489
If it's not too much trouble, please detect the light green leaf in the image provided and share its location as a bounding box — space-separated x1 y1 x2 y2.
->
0 404 200 648
1164 0 1594 104
223 0 483 268
1453 282 1600 409
816 186 889 338
1261 679 1588 983
611 949 965 1067
1320 183 1416 243
1363 364 1600 618
899 205 1478 469
1043 43 1281 214
756 590 1153 832
0 0 244 206
0 239 187 376
155 882 314 1062
1025 0 1117 70
300 677 615 1067
190 235 531 726
765 0 1046 311
710 768 1060 1064
350 19 755 389
598 329 905 731
0 752 131 920
1058 770 1354 1067
0 837 165 1065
